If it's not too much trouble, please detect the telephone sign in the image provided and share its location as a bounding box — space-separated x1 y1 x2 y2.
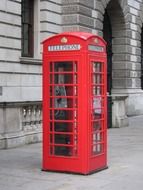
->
42 32 107 174
48 44 81 51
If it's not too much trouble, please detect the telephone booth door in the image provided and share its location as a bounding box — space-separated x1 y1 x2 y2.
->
48 59 78 157
88 57 107 171
42 32 107 174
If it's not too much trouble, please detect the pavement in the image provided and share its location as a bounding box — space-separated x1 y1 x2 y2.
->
0 116 143 190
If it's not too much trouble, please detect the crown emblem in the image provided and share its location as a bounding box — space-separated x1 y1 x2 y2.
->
94 38 98 44
61 37 68 43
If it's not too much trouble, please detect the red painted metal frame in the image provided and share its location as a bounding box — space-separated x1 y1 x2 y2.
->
42 32 107 174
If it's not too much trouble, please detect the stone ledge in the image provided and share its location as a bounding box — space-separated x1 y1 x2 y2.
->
0 101 42 108
20 57 42 65
0 130 42 149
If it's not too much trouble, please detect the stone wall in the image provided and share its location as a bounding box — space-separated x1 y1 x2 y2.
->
62 0 143 117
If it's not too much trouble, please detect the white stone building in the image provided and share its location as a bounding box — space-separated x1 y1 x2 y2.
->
0 0 143 148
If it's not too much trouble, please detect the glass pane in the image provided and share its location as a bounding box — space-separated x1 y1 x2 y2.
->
92 144 103 155
54 62 73 72
54 74 77 84
23 39 28 55
92 121 102 131
93 74 102 84
93 62 102 72
54 146 72 156
54 122 74 132
53 110 74 120
93 86 102 95
54 134 72 145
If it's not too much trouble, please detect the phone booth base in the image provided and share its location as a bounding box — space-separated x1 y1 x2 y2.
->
42 32 107 175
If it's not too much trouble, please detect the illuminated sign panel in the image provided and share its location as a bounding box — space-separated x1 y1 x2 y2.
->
48 44 81 51
88 45 104 52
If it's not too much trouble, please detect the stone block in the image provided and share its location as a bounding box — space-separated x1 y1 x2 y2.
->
130 55 141 62
40 1 61 13
94 19 103 30
62 14 78 24
112 45 126 53
126 78 141 88
62 4 92 17
129 71 141 78
112 95 129 128
0 0 6 11
94 1 104 13
79 15 94 27
101 0 108 8
48 0 61 3
0 86 41 102
79 0 94 8
0 135 5 149
0 23 21 39
0 109 4 133
131 31 140 40
112 45 140 55
40 11 62 24
4 132 25 149
126 93 143 116
63 14 94 28
113 70 141 78
112 38 129 45
24 131 42 145
62 0 94 8
128 0 140 10
41 22 61 33
0 37 21 50
112 53 129 61
0 62 42 74
7 0 21 15
0 87 20 102
62 0 79 4
112 79 127 88
62 4 79 14
113 78 141 89
112 61 141 70
63 25 92 32
113 70 129 78
112 30 127 38
0 48 21 62
0 11 21 26
21 74 42 87
130 39 140 47
21 87 42 101
126 23 141 33
92 29 103 37
92 10 103 21
5 107 21 133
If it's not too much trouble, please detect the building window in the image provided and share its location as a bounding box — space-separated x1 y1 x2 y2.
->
22 0 34 57
141 28 143 90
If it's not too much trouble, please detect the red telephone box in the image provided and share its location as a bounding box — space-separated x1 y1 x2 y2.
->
42 32 107 174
